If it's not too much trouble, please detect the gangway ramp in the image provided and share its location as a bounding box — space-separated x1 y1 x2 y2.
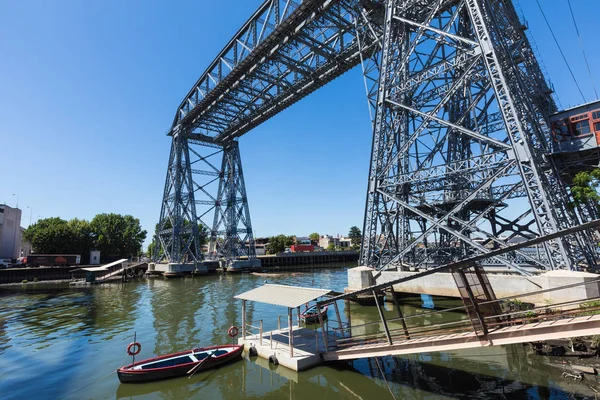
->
323 314 600 361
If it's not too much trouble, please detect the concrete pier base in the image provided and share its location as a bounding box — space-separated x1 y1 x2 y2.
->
223 258 262 272
347 267 600 306
154 262 208 277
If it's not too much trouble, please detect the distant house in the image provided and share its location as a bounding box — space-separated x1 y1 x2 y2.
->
319 235 352 249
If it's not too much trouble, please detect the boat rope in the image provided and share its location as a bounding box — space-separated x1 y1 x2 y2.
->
534 0 586 103
57 369 116 400
566 0 598 100
374 357 397 400
57 353 128 400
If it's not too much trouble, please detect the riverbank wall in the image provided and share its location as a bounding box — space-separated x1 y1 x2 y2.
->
0 251 360 284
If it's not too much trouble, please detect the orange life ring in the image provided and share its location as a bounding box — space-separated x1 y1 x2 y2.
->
127 342 142 356
228 326 239 338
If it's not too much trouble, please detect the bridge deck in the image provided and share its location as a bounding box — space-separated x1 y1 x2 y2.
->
323 314 600 361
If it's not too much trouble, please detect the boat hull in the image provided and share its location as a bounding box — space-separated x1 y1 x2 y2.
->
300 305 328 324
117 344 243 383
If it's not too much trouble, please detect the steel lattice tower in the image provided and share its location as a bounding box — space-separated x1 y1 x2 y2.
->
155 0 598 272
359 0 598 271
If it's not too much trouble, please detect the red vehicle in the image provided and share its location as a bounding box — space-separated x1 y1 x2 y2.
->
290 244 314 252
22 254 81 267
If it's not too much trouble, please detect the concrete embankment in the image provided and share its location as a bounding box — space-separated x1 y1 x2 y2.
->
257 251 359 267
347 266 600 306
0 266 85 284
1 252 360 283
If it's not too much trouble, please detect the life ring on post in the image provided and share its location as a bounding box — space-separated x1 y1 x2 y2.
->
127 342 142 356
228 326 239 338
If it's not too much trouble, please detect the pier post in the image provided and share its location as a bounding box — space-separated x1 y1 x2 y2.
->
317 306 329 351
373 290 393 345
333 301 343 337
288 308 294 357
242 300 246 340
390 289 410 339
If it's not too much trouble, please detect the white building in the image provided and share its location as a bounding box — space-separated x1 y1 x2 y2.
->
0 205 22 260
319 235 353 249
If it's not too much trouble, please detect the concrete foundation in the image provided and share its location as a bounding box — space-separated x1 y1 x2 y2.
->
154 262 208 276
224 258 262 272
347 267 600 306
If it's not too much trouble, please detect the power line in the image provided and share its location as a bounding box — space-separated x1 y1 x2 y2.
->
566 0 598 100
534 0 586 103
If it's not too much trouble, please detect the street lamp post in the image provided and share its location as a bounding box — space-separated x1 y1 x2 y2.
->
26 206 32 225
12 194 19 208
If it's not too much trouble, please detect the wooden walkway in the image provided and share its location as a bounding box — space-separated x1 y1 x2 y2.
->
323 314 600 361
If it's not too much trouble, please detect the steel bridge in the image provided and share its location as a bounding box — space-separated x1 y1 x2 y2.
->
155 0 599 272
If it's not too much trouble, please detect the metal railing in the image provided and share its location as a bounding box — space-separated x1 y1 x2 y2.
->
328 277 600 351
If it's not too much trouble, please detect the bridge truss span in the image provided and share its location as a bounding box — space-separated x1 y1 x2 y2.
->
156 0 599 272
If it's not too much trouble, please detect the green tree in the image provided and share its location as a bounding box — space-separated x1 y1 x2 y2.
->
90 213 147 260
266 235 295 254
67 218 95 258
309 232 320 244
571 169 600 208
326 242 336 251
24 217 71 254
348 226 362 246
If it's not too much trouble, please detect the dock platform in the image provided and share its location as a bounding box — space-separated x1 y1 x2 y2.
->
239 326 327 371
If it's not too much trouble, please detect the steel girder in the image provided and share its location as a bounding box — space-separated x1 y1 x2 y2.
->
359 0 598 271
158 0 598 270
208 141 257 260
155 128 203 264
171 0 375 143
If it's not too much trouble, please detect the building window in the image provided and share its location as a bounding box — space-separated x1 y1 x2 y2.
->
572 120 591 136
572 114 588 122
592 110 600 120
595 122 600 132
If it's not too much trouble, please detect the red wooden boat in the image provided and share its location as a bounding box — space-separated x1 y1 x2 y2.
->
300 304 328 324
117 344 243 383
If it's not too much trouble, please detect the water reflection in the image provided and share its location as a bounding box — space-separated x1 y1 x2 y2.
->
0 268 596 400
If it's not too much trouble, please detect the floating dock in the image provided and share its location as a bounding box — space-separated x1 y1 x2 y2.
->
240 326 328 371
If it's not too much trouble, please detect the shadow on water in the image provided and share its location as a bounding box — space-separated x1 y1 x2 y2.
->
339 349 593 400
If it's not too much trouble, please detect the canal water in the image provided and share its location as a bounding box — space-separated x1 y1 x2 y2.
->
0 265 594 399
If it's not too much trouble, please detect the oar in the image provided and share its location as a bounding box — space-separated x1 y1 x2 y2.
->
187 355 212 379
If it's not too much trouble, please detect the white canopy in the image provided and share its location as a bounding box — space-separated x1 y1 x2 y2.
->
234 284 331 309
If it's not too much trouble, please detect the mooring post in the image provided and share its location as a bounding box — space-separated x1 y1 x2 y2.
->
259 319 263 346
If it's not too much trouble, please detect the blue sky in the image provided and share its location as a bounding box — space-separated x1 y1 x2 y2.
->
1 0 599 249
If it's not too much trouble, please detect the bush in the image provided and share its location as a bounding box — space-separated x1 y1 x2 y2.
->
21 279 28 284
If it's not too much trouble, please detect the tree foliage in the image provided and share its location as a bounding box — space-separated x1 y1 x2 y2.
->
348 226 362 246
24 213 147 262
90 213 147 259
266 235 295 254
309 232 320 244
571 169 600 208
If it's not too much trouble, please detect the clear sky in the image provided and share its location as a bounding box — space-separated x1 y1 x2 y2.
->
1 0 599 249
